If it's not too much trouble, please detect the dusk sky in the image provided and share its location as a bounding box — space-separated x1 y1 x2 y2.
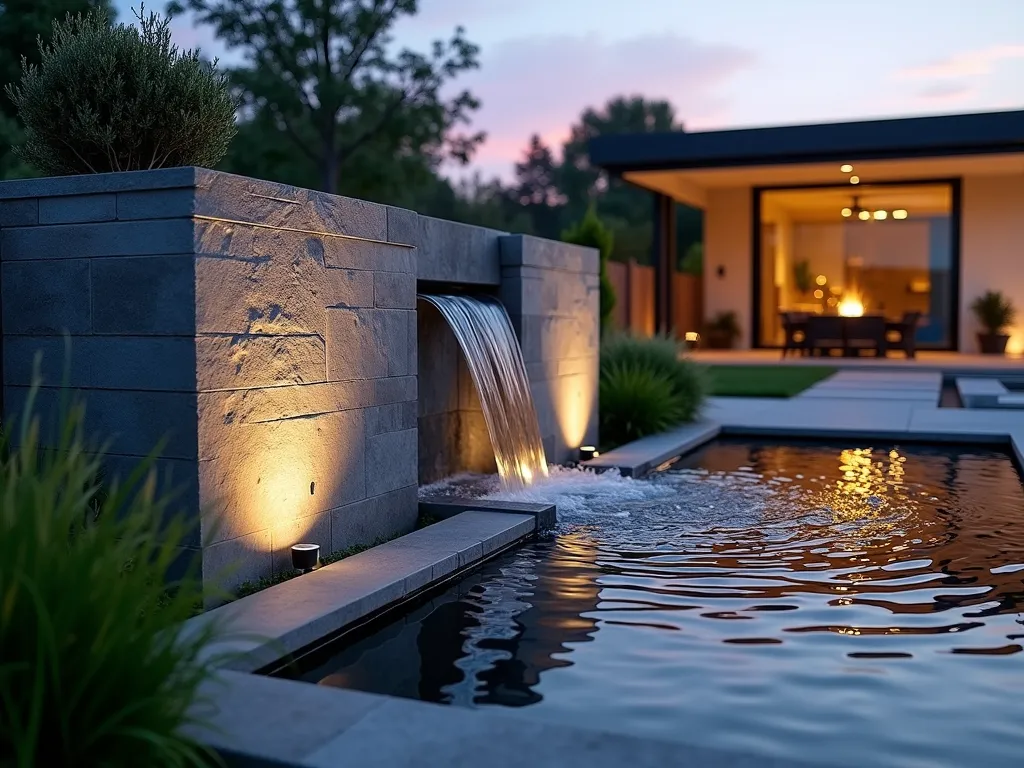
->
119 1 1024 180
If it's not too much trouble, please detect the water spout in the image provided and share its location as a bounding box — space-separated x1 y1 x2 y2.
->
420 294 548 490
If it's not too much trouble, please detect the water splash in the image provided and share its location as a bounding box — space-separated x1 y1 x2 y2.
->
420 294 548 490
421 465 681 518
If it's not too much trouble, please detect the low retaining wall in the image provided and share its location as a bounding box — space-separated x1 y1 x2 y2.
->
0 167 599 594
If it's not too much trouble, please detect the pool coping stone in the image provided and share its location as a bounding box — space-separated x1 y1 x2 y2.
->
185 510 536 674
419 497 556 529
581 419 721 476
188 669 832 768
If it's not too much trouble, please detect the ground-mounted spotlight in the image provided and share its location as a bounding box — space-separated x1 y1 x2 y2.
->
291 543 320 573
579 445 600 462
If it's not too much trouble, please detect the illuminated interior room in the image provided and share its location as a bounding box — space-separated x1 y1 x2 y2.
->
757 181 955 349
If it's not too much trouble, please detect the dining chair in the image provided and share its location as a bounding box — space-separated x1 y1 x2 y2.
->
806 316 844 357
780 312 809 358
890 311 921 358
844 316 887 357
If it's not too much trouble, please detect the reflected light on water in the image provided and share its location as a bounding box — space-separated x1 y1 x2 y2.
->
319 441 1024 768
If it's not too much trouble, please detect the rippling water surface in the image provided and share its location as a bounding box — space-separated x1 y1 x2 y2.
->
302 441 1024 767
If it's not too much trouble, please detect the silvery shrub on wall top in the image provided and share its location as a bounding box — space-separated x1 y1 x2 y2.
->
5 6 237 175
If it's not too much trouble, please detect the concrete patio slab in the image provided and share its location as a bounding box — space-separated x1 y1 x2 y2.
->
799 387 938 402
187 511 535 673
808 378 940 391
956 377 1008 408
720 399 917 436
907 408 1024 438
691 349 1024 375
704 397 782 419
997 393 1024 408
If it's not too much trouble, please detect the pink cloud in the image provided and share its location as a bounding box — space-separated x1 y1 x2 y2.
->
915 81 976 104
897 44 1024 79
456 33 754 179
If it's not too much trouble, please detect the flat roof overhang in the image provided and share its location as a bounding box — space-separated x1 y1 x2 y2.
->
589 109 1024 208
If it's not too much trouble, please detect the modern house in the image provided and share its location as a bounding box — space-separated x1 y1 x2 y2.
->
589 109 1024 353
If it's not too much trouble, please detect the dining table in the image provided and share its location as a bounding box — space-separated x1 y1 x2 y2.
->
786 313 914 357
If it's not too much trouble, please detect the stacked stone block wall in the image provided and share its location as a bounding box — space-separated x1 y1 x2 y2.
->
499 235 600 465
189 171 420 589
1 167 599 595
0 169 204 565
1 168 421 594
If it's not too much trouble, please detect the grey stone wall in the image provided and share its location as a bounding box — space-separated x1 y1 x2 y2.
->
0 169 204 567
1 168 420 595
1 167 599 595
190 171 419 590
499 235 600 465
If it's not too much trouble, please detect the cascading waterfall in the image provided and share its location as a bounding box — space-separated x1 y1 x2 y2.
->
420 294 548 490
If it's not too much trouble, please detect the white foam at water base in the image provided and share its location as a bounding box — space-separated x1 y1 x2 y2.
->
421 465 681 518
486 465 684 518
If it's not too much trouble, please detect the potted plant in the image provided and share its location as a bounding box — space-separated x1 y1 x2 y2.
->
703 311 741 349
793 260 813 296
971 290 1016 355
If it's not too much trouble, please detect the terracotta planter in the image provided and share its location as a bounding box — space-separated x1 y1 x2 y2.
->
704 330 736 350
977 333 1010 355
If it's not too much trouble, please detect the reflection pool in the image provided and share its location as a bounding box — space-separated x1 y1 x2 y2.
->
291 440 1024 767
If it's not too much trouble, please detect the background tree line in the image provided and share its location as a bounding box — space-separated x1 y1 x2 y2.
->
0 0 702 268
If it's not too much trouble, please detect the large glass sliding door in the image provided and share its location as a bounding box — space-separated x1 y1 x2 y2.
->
756 182 957 349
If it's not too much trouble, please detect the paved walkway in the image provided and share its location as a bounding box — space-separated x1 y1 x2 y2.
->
693 349 1024 375
705 370 1024 447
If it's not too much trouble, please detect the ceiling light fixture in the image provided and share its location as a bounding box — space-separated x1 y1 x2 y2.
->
850 175 860 184
874 210 887 220
893 209 908 220
840 164 854 173
844 196 873 222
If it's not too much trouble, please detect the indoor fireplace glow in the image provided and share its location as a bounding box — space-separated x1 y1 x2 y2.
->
838 293 865 317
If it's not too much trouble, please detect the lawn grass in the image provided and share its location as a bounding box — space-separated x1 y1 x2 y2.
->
706 365 837 398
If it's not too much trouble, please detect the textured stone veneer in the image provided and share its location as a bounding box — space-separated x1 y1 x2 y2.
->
0 167 598 595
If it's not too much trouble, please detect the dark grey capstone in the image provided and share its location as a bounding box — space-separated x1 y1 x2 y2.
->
386 206 418 246
1 218 195 260
415 216 504 285
0 167 197 200
38 194 117 224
